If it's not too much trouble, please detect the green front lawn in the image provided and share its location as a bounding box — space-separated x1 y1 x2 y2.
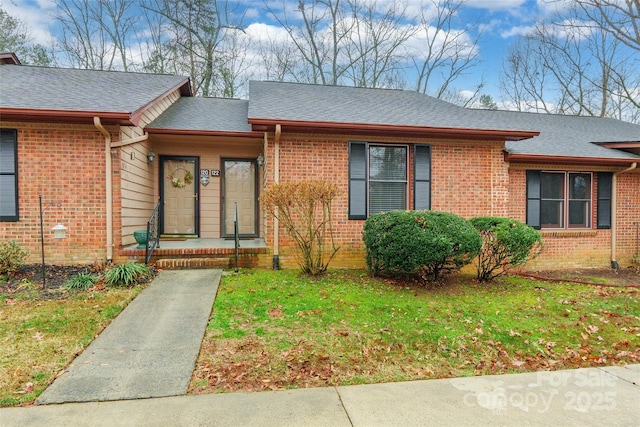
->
191 269 640 393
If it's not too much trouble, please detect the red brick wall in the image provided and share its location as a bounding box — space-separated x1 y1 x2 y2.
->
264 133 506 268
0 123 117 265
508 167 639 269
616 172 640 265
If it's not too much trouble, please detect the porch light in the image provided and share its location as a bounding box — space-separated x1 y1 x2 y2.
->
147 151 156 164
52 223 68 239
256 154 264 167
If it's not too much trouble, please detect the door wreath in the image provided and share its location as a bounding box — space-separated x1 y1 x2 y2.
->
168 168 194 188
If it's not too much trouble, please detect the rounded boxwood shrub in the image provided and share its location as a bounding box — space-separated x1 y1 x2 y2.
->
363 210 482 281
469 216 542 282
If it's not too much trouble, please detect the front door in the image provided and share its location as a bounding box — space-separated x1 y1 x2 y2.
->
160 156 199 236
222 159 257 238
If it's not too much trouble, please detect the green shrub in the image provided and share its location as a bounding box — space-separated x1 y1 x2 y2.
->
363 210 482 281
104 262 153 287
64 272 99 291
0 241 29 276
470 216 542 282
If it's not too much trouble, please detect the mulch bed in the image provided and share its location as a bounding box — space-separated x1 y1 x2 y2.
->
1 264 106 299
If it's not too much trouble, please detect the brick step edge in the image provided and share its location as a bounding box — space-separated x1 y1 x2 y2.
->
156 258 231 269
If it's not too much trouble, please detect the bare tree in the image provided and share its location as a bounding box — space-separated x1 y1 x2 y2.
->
500 3 639 122
410 0 481 98
141 0 245 96
55 0 138 70
0 7 54 65
265 0 352 85
573 0 640 51
265 0 415 88
342 0 416 88
500 37 555 113
253 30 304 82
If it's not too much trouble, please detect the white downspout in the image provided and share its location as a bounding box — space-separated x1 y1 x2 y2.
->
611 162 637 269
273 124 281 269
94 117 114 263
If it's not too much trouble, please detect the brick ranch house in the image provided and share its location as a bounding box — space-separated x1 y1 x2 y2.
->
1 55 639 270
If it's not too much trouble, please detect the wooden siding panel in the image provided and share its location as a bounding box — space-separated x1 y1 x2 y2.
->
119 89 182 246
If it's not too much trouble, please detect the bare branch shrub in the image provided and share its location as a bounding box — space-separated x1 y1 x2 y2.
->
261 181 340 275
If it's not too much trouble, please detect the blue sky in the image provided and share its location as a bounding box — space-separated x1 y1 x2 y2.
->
5 0 574 101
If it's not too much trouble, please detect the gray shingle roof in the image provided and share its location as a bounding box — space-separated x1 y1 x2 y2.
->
0 64 189 114
248 81 535 132
248 81 640 160
146 97 252 133
494 111 640 159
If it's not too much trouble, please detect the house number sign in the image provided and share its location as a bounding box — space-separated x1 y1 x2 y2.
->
211 169 221 176
200 169 210 186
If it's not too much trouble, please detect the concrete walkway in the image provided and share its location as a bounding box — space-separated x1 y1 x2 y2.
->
2 365 638 426
36 270 221 404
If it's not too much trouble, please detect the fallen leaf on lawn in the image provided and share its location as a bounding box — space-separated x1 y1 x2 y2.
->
32 332 44 341
585 325 599 334
268 306 284 318
15 382 34 394
6 298 16 306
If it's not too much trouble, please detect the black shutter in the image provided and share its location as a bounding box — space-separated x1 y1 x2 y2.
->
0 129 18 221
349 142 367 219
597 172 612 229
526 170 541 229
414 145 431 210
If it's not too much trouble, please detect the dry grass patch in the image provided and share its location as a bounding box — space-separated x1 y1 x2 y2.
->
0 287 142 406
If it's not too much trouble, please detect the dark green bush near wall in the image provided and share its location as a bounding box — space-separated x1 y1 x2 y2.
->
363 210 482 281
470 216 542 282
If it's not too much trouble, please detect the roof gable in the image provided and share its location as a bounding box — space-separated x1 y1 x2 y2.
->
0 64 191 125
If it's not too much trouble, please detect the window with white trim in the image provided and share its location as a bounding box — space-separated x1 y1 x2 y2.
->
0 129 18 221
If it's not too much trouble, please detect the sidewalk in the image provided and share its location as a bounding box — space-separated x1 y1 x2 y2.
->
36 270 221 404
2 365 638 426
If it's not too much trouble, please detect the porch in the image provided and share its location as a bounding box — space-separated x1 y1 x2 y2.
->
120 238 268 269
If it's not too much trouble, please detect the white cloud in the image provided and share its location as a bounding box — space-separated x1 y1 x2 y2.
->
403 23 478 61
500 25 535 38
2 0 57 45
536 0 574 16
244 22 291 44
478 18 503 34
465 0 527 11
243 7 261 20
458 89 476 100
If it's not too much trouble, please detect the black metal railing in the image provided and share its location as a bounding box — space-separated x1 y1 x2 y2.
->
145 201 161 264
234 202 240 271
